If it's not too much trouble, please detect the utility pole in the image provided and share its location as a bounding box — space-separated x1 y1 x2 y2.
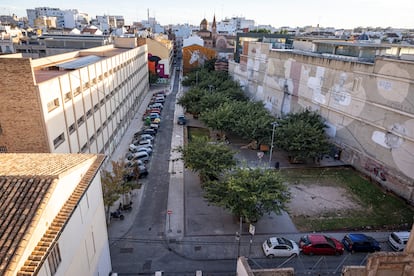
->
268 122 278 167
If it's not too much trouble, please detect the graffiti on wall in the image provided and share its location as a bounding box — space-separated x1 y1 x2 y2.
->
182 45 216 74
364 159 388 181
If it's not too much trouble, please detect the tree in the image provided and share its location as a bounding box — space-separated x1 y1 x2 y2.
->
203 167 290 222
200 101 275 144
101 160 126 221
177 136 236 182
274 110 332 162
101 160 136 223
149 72 159 85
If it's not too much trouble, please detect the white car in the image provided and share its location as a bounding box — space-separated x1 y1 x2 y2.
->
262 237 300 258
388 231 410 251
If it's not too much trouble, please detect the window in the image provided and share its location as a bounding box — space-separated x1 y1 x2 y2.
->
77 116 85 126
94 103 100 111
86 109 92 118
68 123 76 134
47 98 60 112
89 134 95 143
80 143 88 153
73 87 81 96
97 127 102 134
53 133 65 149
47 243 61 275
64 92 72 102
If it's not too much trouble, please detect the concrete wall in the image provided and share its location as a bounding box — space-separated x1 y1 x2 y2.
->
230 41 414 203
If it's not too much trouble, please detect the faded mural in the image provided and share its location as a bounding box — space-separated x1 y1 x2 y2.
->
232 42 414 197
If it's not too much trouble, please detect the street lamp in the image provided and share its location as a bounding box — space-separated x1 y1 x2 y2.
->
268 122 279 167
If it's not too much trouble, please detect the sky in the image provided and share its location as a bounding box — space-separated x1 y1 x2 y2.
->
1 0 413 29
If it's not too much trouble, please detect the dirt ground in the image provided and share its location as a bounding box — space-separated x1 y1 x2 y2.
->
287 184 363 217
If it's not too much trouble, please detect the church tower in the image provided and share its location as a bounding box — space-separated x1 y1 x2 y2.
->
212 14 217 47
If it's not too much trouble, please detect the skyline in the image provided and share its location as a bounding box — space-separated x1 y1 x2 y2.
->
1 0 413 29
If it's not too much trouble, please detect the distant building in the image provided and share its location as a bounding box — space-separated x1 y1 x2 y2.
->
15 32 112 57
138 35 174 79
26 7 79 29
0 37 149 157
0 153 112 276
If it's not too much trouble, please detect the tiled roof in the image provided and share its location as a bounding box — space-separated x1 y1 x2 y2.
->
0 153 105 275
0 153 97 177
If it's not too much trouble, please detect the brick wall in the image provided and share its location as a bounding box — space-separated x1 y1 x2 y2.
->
0 58 49 152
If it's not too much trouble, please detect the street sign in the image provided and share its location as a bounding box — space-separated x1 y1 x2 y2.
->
249 224 255 235
167 210 172 215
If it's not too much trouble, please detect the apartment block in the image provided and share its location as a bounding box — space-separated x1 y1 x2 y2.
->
230 40 414 203
0 37 149 157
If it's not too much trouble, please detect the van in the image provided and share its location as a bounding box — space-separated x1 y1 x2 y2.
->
388 231 410 251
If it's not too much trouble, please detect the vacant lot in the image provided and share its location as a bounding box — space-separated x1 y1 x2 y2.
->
282 167 414 232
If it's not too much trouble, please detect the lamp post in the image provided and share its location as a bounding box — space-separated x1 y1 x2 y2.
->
268 122 279 167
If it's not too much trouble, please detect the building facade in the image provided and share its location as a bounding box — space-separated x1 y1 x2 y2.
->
0 37 149 158
230 41 414 203
0 153 111 276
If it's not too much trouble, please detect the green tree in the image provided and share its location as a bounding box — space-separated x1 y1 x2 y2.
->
203 57 217 71
100 160 141 223
177 136 236 182
149 72 159 85
101 160 128 222
203 167 290 222
200 101 275 144
274 110 332 161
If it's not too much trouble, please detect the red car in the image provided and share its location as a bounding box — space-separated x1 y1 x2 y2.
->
299 234 344 255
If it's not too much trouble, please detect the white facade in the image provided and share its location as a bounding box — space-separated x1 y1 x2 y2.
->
183 35 204 47
37 169 111 276
0 154 111 276
26 7 81 28
36 45 148 155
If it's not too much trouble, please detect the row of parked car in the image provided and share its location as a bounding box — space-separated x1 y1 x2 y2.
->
262 231 410 258
123 90 167 180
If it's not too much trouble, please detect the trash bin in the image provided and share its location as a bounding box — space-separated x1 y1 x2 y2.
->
274 161 280 169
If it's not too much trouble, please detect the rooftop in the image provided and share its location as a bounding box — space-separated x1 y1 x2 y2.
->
0 153 105 275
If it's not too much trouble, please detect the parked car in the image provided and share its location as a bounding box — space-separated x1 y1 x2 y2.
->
177 115 187 125
262 236 300 258
150 123 159 130
299 234 344 255
124 159 144 169
150 103 163 109
134 147 152 156
129 151 149 163
138 139 152 147
124 165 149 180
142 128 157 136
139 134 155 141
388 231 410 251
342 233 381 253
129 143 152 152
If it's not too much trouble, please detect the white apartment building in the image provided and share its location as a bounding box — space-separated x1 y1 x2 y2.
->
0 153 112 276
26 7 79 29
0 37 149 158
